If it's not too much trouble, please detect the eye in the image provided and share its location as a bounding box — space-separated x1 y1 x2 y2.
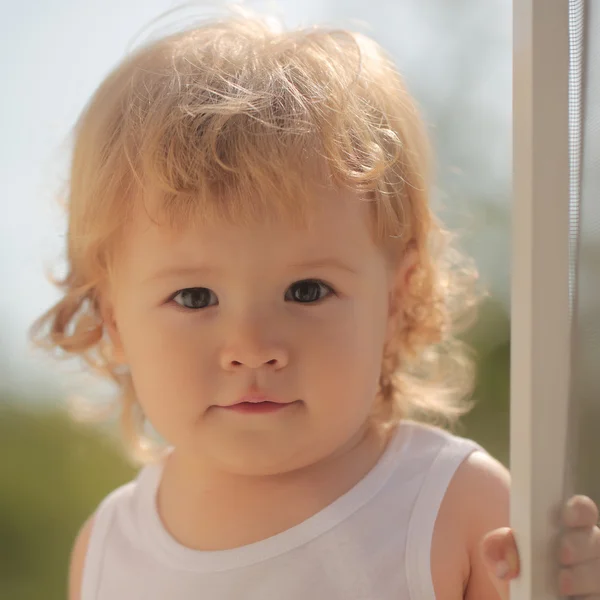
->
285 279 334 304
172 288 217 310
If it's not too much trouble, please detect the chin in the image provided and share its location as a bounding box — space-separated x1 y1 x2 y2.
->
206 433 325 477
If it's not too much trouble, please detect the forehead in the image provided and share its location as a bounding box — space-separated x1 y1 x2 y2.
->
122 187 382 268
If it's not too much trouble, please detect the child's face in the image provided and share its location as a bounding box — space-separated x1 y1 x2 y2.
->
104 187 399 475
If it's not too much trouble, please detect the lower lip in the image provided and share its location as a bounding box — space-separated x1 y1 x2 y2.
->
223 401 294 414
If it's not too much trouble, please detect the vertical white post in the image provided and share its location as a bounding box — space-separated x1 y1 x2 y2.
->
511 1 571 599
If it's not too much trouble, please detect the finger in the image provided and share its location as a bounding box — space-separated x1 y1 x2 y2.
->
560 527 600 565
563 495 599 529
559 561 600 597
480 528 521 579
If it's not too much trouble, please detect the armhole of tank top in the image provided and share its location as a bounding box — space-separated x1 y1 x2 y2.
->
80 486 124 600
404 439 483 600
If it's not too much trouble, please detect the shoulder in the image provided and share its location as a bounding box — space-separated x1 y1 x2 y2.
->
432 449 510 600
69 514 96 600
67 474 143 600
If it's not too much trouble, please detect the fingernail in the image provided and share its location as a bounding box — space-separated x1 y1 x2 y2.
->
496 560 510 579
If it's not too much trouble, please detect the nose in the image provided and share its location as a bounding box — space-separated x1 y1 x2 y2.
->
219 320 289 372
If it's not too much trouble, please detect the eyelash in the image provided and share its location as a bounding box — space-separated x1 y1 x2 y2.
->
169 279 336 311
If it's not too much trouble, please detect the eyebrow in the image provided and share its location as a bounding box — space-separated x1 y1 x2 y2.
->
144 265 215 283
289 258 359 275
145 258 358 283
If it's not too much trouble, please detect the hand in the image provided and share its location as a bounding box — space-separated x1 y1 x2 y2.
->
480 495 600 599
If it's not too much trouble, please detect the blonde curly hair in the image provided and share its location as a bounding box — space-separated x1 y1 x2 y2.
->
31 10 480 464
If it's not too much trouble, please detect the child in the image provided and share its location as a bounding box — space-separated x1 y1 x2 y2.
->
33 10 600 600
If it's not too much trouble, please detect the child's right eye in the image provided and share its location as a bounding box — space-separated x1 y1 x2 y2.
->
172 288 218 310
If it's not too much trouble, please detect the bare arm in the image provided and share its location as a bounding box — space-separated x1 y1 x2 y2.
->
68 515 95 600
462 453 510 600
432 451 511 600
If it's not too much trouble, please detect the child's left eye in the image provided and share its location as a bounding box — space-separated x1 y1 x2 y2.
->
285 280 334 304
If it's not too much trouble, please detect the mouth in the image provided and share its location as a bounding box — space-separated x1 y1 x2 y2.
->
221 395 300 414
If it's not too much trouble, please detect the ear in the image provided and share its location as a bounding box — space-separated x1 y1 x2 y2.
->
387 249 418 320
384 249 417 348
98 293 127 365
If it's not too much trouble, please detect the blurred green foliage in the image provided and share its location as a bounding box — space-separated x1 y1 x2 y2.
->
0 298 511 600
0 403 135 600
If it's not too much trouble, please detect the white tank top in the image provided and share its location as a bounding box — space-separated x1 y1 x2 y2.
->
81 421 484 600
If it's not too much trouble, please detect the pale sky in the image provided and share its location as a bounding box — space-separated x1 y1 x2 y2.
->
0 0 510 402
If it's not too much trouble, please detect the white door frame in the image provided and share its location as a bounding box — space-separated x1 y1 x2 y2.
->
511 1 572 598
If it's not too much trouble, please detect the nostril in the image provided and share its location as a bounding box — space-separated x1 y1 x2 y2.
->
229 359 277 367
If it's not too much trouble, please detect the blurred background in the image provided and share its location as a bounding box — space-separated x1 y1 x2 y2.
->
0 1 593 599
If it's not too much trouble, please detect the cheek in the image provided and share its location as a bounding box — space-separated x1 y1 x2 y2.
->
117 311 216 418
302 297 388 394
